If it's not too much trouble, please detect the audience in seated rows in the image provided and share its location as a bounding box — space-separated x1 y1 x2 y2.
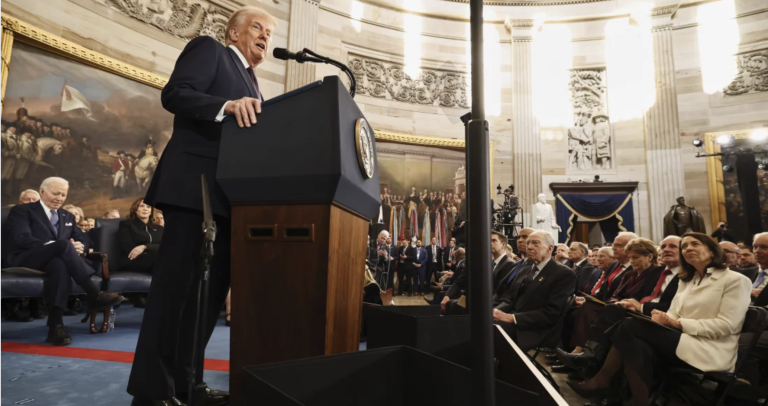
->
568 233 751 406
103 209 121 219
439 248 466 314
570 242 599 296
557 236 682 376
5 177 124 345
117 198 163 275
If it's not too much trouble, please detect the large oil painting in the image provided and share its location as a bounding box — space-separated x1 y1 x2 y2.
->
720 139 768 241
1 41 172 217
376 137 467 246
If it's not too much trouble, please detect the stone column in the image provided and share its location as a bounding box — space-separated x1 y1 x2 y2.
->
285 0 320 92
644 7 685 242
506 19 541 227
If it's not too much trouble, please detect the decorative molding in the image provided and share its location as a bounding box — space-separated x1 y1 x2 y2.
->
349 54 470 109
567 68 613 171
374 130 466 150
651 4 680 17
377 148 464 160
0 13 168 89
99 0 232 43
438 0 611 6
504 18 534 31
723 51 768 96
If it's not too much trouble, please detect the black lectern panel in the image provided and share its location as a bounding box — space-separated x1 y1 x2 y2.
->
217 76 380 220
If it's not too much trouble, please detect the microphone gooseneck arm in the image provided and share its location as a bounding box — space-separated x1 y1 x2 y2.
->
278 48 356 98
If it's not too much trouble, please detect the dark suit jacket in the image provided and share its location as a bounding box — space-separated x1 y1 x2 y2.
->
491 255 515 294
594 262 632 301
6 202 89 266
572 260 598 295
493 258 532 307
402 245 417 271
445 260 467 300
117 217 164 269
426 245 443 269
443 247 457 271
733 266 759 283
496 259 576 351
641 267 680 315
416 248 428 268
144 36 264 218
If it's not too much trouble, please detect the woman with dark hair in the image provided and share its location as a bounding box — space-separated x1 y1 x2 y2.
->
569 232 751 406
117 198 163 274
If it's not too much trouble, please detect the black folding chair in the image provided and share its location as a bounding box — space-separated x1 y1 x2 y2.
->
526 294 575 393
650 306 768 406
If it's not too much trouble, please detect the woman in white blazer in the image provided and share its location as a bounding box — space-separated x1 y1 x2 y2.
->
569 232 751 406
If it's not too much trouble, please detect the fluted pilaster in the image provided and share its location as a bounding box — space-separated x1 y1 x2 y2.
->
645 13 685 242
285 0 319 92
507 20 541 226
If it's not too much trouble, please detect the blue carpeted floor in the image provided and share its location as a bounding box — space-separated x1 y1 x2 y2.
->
1 306 230 406
2 306 368 405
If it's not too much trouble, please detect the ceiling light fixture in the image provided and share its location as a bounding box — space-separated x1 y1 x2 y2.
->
751 128 768 142
692 138 703 147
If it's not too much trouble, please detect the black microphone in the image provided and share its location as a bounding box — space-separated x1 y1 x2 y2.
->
272 47 357 98
272 48 324 63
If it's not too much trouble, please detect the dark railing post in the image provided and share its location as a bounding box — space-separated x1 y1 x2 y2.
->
467 0 495 404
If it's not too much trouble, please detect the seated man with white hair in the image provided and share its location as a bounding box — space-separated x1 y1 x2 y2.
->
18 189 40 204
5 177 124 345
493 230 575 351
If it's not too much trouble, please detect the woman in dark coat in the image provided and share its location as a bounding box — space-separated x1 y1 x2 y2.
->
118 198 163 274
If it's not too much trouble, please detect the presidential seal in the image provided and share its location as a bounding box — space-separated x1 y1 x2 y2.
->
354 118 375 179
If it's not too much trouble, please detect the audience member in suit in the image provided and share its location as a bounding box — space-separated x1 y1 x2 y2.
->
412 240 428 296
117 198 164 274
720 240 741 268
425 237 443 291
555 244 572 267
569 233 751 406
384 236 398 290
566 233 638 351
128 7 276 405
490 231 515 289
740 233 768 357
562 246 615 353
397 240 409 295
570 242 599 295
737 245 758 282
371 230 391 283
493 231 576 351
558 236 682 372
5 177 123 346
398 237 418 296
441 249 466 314
453 192 467 247
443 238 458 272
491 228 535 307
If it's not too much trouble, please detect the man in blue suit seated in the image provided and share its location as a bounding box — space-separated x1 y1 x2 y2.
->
5 177 124 346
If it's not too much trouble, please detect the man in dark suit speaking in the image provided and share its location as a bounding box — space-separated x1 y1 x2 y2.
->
127 6 276 406
5 177 123 345
493 230 575 351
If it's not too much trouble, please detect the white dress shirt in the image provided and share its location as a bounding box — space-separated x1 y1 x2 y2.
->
573 258 587 269
650 266 680 304
492 253 507 271
215 45 251 122
40 199 55 221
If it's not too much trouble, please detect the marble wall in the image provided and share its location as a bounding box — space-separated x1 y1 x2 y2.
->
7 0 767 240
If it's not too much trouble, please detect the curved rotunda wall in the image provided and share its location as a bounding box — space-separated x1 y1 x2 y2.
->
317 0 768 241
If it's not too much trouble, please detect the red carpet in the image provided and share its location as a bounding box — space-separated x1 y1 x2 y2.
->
1 341 230 372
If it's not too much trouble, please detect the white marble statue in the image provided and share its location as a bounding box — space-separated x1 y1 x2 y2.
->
533 193 561 242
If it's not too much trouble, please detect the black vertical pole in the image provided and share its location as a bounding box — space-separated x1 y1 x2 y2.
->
467 0 495 404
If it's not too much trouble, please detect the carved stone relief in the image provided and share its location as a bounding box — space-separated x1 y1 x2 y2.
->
568 69 612 170
101 0 231 43
723 51 768 96
348 55 470 108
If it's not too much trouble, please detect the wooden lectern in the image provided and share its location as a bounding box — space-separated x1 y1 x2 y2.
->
217 76 381 405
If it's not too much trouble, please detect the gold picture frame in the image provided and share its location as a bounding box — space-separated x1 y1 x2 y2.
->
1 13 492 194
1 13 167 107
704 129 753 229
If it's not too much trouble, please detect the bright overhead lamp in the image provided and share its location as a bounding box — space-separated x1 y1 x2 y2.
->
750 128 768 142
715 133 735 146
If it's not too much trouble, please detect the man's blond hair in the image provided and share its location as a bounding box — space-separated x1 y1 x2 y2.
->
226 6 277 45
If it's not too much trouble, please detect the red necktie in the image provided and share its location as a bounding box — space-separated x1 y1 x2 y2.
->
591 265 624 296
640 268 672 304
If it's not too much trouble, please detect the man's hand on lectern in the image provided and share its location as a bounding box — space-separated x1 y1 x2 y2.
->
225 96 262 128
